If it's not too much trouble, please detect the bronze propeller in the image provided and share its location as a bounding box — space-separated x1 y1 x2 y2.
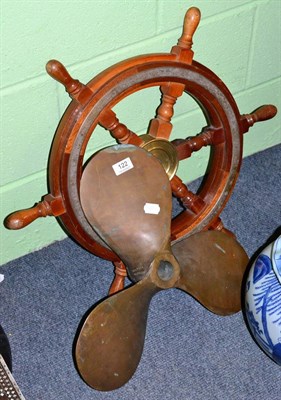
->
75 144 248 391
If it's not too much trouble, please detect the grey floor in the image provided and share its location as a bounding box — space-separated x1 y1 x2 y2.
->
0 144 281 400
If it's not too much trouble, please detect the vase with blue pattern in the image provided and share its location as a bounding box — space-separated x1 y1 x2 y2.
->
245 235 281 365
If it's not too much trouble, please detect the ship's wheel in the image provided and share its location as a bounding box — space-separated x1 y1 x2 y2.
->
5 7 276 295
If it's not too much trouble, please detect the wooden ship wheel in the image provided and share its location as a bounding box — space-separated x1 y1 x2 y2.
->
4 6 278 391
4 7 277 293
4 12 276 292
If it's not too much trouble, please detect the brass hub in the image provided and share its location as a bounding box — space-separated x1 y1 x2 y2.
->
140 135 179 180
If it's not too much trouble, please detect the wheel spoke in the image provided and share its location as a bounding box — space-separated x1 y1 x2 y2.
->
172 127 224 160
147 7 201 141
108 261 127 295
98 109 144 146
147 82 185 140
171 175 205 214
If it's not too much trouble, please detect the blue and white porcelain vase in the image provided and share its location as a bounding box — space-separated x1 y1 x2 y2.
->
245 235 281 365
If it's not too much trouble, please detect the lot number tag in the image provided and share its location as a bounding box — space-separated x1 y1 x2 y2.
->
112 157 134 176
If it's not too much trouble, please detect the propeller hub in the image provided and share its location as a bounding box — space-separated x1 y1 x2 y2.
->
149 251 180 289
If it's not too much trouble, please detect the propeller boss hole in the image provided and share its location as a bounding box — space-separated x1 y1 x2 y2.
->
157 260 174 281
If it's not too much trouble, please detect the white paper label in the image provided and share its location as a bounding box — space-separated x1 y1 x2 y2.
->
144 203 160 215
112 157 134 176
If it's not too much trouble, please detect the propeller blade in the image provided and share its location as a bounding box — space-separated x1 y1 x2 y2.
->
172 231 249 315
80 144 172 281
75 276 161 391
75 229 248 390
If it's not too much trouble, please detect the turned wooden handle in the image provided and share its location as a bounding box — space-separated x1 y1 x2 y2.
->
46 59 73 85
46 59 82 94
177 7 201 49
46 59 93 104
242 104 278 132
4 201 52 230
250 105 277 122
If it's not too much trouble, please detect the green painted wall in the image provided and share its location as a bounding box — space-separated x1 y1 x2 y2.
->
1 0 280 265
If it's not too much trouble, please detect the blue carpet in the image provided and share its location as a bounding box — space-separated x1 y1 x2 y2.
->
0 144 281 399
